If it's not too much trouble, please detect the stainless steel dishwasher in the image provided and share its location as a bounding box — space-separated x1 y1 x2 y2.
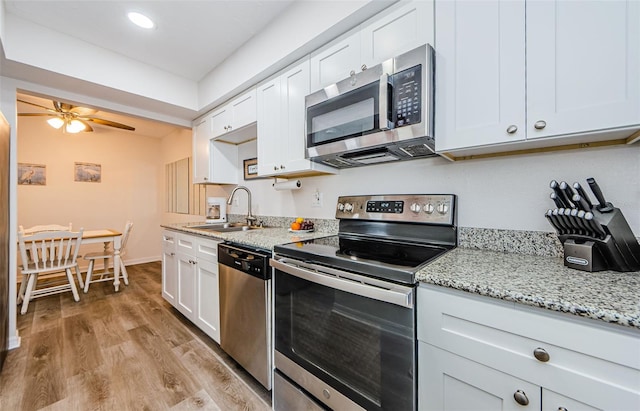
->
218 242 271 390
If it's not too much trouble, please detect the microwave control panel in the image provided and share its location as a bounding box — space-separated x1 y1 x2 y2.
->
392 65 422 127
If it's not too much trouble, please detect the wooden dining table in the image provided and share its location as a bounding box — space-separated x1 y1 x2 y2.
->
78 229 124 292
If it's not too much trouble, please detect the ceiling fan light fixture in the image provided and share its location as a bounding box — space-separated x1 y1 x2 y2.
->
128 12 155 29
66 119 87 133
47 117 64 129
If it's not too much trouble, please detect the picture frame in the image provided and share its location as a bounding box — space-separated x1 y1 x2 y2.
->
74 162 102 183
18 163 46 185
243 158 265 180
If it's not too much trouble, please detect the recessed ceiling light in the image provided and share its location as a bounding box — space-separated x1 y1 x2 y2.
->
127 12 155 29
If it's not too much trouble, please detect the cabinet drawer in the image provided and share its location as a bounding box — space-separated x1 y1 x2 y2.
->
162 230 177 252
176 233 196 255
417 285 640 408
195 238 220 264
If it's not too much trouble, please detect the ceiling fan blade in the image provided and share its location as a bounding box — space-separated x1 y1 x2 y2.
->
18 113 57 117
83 117 135 131
70 106 98 116
79 120 94 132
17 99 58 113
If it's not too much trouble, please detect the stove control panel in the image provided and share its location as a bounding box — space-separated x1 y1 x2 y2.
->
336 194 456 225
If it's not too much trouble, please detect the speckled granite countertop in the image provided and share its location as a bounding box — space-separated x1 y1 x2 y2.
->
162 222 639 330
161 222 335 251
416 248 640 329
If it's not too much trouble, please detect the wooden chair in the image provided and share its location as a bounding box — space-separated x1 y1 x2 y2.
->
17 228 84 314
17 223 84 289
83 221 133 293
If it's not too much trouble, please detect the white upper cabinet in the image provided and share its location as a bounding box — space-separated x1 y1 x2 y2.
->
193 117 212 184
435 0 526 151
310 1 433 93
210 88 257 140
258 58 336 177
436 0 640 154
526 0 640 139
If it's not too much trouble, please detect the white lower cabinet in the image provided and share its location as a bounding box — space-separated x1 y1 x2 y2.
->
162 230 222 343
417 285 640 411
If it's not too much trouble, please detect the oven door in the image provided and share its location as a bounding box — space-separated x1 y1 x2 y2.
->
272 257 416 411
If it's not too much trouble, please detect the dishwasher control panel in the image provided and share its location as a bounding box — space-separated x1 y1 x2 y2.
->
218 242 271 280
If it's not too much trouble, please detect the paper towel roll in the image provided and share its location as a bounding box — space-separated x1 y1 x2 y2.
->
273 180 301 191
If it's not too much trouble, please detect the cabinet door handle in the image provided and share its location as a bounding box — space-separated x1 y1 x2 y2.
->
558 408 568 411
534 120 547 130
361 64 367 71
350 70 356 77
273 166 278 171
533 347 550 362
280 164 285 169
223 126 228 131
227 125 233 131
506 125 518 134
170 252 175 256
514 390 529 406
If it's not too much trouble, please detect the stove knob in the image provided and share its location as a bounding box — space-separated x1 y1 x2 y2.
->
423 203 435 214
337 203 345 212
410 203 421 213
437 202 449 215
344 203 354 213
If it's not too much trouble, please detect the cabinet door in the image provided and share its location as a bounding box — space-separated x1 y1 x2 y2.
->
161 231 177 305
257 77 283 176
192 118 211 183
210 106 230 139
419 342 541 411
280 59 312 173
310 30 361 92
230 88 257 131
435 0 526 152
195 259 220 343
526 0 640 139
360 0 433 69
176 235 196 320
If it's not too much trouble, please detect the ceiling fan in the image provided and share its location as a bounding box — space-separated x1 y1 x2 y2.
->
17 98 136 133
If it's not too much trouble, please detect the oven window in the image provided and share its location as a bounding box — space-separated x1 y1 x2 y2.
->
275 270 415 410
307 81 380 147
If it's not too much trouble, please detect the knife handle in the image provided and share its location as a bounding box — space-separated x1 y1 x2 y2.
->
550 192 564 208
585 212 607 239
572 194 591 212
586 177 614 213
559 181 575 208
572 182 593 210
550 180 571 208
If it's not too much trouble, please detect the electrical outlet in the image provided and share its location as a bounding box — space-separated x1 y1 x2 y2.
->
312 190 323 207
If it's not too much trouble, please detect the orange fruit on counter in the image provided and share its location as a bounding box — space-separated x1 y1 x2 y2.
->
291 222 301 230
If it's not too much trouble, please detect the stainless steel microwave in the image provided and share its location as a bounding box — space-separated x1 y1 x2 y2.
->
305 44 435 168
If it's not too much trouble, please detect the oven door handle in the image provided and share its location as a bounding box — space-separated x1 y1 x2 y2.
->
271 258 414 308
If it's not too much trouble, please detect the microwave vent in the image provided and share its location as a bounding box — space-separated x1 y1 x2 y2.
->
323 157 351 168
400 143 435 157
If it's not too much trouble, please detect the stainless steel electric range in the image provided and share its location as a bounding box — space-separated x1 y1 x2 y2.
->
271 194 457 411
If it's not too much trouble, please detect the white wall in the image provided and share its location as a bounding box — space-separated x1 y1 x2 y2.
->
17 112 164 268
227 143 640 235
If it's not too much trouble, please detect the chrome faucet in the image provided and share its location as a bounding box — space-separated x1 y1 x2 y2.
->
227 186 257 226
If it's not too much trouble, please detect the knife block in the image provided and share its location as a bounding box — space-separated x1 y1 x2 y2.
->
556 208 640 272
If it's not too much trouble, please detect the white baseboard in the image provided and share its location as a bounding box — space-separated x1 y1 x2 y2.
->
124 256 161 266
9 334 21 350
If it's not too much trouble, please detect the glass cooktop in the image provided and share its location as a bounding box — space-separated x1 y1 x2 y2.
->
274 234 452 285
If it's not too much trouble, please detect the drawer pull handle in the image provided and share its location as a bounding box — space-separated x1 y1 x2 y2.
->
533 347 550 362
506 125 518 134
534 120 547 130
514 390 529 406
558 408 568 411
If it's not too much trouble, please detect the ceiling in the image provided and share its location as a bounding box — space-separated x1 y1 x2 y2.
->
4 0 295 82
17 92 186 138
7 0 297 137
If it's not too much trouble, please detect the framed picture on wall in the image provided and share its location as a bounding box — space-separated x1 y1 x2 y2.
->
74 162 101 182
243 158 265 180
18 163 46 185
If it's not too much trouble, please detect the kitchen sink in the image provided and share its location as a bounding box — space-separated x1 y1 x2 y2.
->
187 222 263 233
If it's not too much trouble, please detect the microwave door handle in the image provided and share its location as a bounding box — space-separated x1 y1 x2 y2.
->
379 73 390 130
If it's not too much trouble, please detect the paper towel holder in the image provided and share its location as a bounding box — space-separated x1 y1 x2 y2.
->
272 178 301 191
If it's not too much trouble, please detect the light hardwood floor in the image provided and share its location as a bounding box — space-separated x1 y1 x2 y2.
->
0 262 272 411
